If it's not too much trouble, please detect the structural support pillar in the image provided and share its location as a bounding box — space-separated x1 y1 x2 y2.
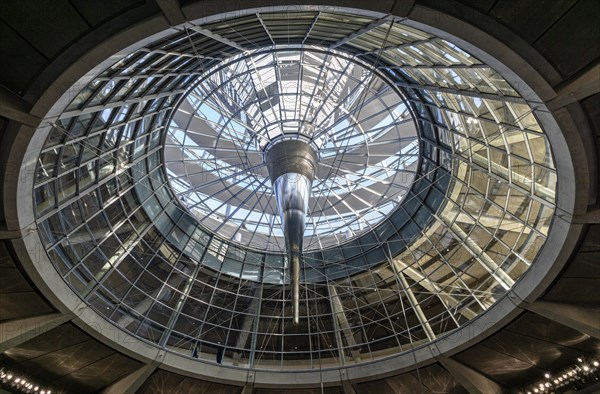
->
241 382 254 394
340 378 356 394
524 300 600 339
154 0 186 26
0 85 40 128
0 312 73 353
101 352 164 394
436 354 507 394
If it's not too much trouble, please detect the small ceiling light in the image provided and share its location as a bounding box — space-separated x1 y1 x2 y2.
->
544 373 550 378
577 357 583 362
593 360 599 367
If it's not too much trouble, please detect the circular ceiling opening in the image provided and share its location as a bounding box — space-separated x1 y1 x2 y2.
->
165 47 419 252
30 6 558 377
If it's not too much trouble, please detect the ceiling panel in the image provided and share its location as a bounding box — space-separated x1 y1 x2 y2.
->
483 329 583 370
543 278 600 305
0 0 89 59
454 344 542 387
69 0 146 27
490 0 576 43
55 352 142 392
2 323 89 362
534 0 600 77
138 369 243 394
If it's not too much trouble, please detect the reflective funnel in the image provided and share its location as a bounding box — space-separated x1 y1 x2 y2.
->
266 140 317 324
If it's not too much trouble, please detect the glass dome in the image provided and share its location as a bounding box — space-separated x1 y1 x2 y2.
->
33 8 557 372
165 46 419 252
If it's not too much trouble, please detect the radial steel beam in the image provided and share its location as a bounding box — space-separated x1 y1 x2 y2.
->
525 301 600 339
256 13 275 46
471 152 555 202
388 262 478 320
101 355 163 394
435 354 507 394
265 140 317 324
329 18 390 49
188 25 247 52
438 214 515 291
396 270 436 342
547 62 600 110
0 313 74 353
155 0 186 26
302 12 321 44
0 85 41 127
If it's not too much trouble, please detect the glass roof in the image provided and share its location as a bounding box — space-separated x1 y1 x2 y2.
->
33 8 557 373
165 46 418 252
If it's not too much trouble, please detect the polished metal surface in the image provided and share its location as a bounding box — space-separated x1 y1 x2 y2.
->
266 140 318 324
273 173 312 324
265 140 319 183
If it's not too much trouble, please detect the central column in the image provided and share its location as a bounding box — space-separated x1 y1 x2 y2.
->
265 140 317 325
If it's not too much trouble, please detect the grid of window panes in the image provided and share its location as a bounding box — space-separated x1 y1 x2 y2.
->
165 46 420 253
34 9 556 371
